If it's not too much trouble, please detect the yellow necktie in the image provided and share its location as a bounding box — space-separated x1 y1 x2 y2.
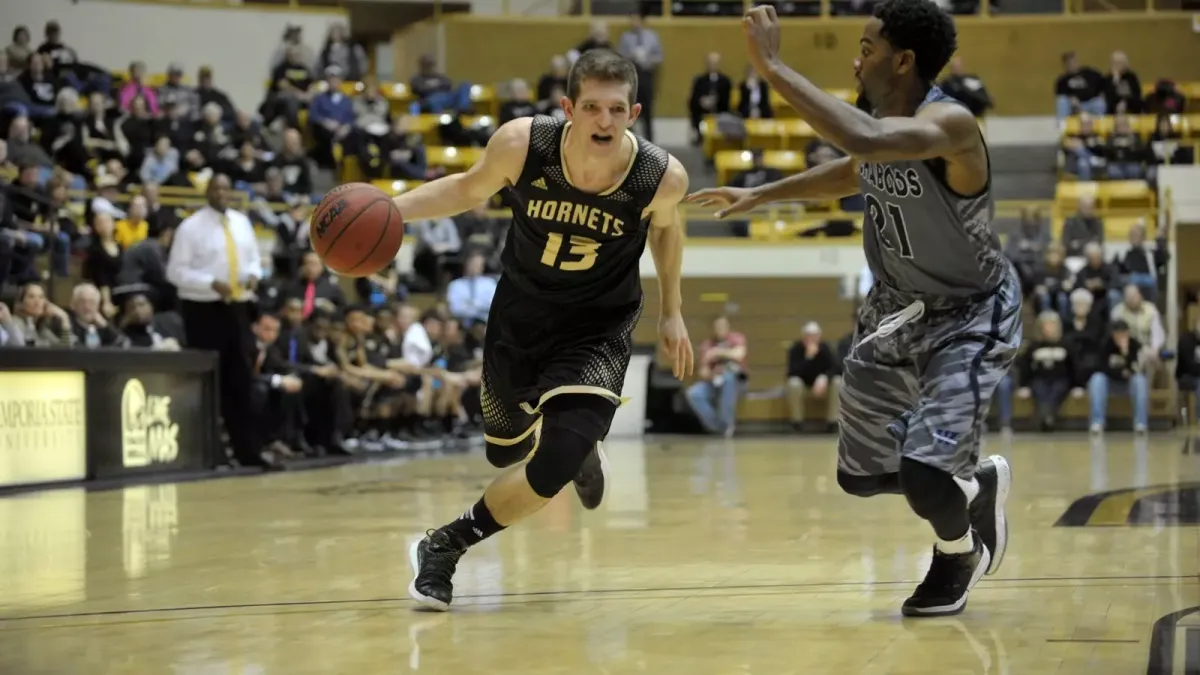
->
222 214 242 301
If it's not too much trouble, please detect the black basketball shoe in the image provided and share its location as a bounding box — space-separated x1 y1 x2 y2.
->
969 455 1011 575
572 442 610 510
408 529 467 611
901 531 991 617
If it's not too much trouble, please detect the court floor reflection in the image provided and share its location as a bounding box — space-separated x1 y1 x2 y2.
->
0 433 1196 674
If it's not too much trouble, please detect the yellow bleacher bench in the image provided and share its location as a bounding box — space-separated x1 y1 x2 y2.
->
370 179 425 196
1050 213 1154 241
426 146 484 173
768 88 855 117
1053 180 1155 214
714 149 805 186
1060 113 1192 140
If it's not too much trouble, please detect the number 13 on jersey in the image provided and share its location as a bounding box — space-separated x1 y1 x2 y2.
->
541 232 601 271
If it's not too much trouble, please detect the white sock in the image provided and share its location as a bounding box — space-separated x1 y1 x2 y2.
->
935 529 974 555
955 475 980 504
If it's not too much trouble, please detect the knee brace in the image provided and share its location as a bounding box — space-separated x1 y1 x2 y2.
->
899 457 969 540
836 471 901 498
523 395 613 499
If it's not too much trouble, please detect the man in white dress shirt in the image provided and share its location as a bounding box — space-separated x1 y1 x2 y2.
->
167 174 276 470
444 252 496 328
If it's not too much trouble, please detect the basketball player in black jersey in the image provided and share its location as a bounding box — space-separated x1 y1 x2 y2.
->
389 49 694 611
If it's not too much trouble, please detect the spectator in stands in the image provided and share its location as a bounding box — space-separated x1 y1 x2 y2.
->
140 136 181 187
731 149 784 191
446 251 496 328
117 218 176 312
118 61 159 115
141 182 180 234
938 56 991 118
1103 50 1142 115
118 95 157 176
0 302 24 347
18 54 58 121
89 174 126 219
537 55 569 107
380 116 428 181
1014 311 1076 431
118 292 183 350
1145 79 1186 115
738 65 772 119
309 66 355 169
1054 51 1105 119
573 21 613 58
319 23 367 82
157 63 197 118
1088 319 1148 433
231 110 265 153
7 27 33 73
1061 193 1103 259
7 115 54 173
251 312 309 458
268 25 314 77
274 129 313 197
36 21 77 79
81 92 121 167
1105 114 1149 180
1005 206 1050 293
1063 287 1106 383
688 52 732 145
43 88 87 177
229 140 268 192
1031 242 1070 317
68 282 124 347
785 321 838 432
190 102 234 171
1111 283 1164 368
12 281 70 346
168 174 277 470
409 54 472 115
264 45 314 130
83 211 122 316
686 316 748 437
1075 241 1120 312
272 301 351 453
1148 114 1193 184
617 12 662 142
1060 113 1106 181
290 250 345 319
115 195 150 249
354 76 391 135
412 216 462 290
500 79 538 125
196 66 234 123
1113 219 1167 302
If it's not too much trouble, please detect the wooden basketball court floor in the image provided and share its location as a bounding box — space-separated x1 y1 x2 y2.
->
0 434 1197 675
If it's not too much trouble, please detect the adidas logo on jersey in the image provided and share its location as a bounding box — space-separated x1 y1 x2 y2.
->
531 177 547 190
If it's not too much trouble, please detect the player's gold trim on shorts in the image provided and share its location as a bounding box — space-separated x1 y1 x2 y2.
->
518 385 624 415
483 417 540 447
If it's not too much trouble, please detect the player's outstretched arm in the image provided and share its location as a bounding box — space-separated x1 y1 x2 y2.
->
390 117 530 222
648 155 694 379
741 6 979 163
685 156 860 219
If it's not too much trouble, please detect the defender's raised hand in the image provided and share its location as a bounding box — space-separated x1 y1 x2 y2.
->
743 5 782 77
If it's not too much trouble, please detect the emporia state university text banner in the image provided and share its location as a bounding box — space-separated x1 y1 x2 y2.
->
0 372 87 488
88 372 213 479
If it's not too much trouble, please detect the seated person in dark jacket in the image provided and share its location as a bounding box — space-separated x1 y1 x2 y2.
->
1032 243 1071 318
116 219 177 313
1062 288 1106 386
288 250 347 320
276 300 353 454
1175 316 1200 423
1074 242 1121 314
784 321 838 431
1087 319 1148 433
252 312 310 458
68 282 125 348
117 292 184 349
1013 312 1076 431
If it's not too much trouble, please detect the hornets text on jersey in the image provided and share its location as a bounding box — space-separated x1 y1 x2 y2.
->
498 115 670 307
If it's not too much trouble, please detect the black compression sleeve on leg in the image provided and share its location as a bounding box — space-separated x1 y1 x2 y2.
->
899 457 969 541
523 394 613 499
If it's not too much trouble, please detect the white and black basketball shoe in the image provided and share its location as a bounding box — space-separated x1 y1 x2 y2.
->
408 529 467 612
572 442 611 510
969 455 1011 575
901 529 991 617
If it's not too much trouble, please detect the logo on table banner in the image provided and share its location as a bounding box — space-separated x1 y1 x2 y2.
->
121 378 180 468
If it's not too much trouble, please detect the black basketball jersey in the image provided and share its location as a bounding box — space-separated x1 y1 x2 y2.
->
499 115 670 307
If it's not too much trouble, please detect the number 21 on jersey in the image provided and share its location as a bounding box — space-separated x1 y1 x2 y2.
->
864 194 915 258
541 232 601 271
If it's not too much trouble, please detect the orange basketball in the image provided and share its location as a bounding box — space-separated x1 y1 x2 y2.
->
310 183 405 277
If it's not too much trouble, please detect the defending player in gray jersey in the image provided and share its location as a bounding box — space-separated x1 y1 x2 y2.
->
689 0 1022 618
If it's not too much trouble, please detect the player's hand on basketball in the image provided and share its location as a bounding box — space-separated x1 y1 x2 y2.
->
659 313 694 379
743 5 782 76
684 186 760 219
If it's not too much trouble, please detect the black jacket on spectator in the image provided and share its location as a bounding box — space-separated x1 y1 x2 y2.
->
1074 262 1118 304
18 71 58 109
1061 215 1104 256
499 100 538 124
1145 81 1186 115
737 79 773 119
1101 336 1142 382
786 341 835 387
1103 71 1142 114
82 239 123 292
1105 132 1150 165
939 73 992 117
1018 340 1073 386
198 85 236 122
1063 313 1107 386
117 239 176 312
273 153 312 196
1176 331 1200 387
536 73 567 103
1034 259 1070 296
1115 240 1168 278
69 315 124 347
1055 67 1104 103
270 62 313 94
689 71 733 129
